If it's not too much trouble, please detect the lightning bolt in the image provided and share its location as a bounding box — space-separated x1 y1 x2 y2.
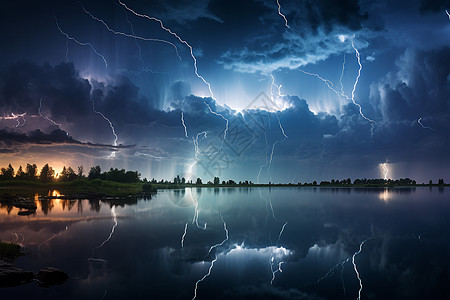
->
417 117 436 130
381 163 389 180
10 232 25 245
301 237 374 298
91 97 118 157
181 222 189 247
339 54 347 94
192 255 218 300
301 256 351 292
118 0 229 146
257 132 271 184
91 206 118 259
181 111 189 138
206 213 229 256
276 0 290 28
446 9 450 19
188 131 208 175
78 2 181 61
352 237 372 300
264 75 289 182
54 15 108 68
1 113 27 127
270 258 284 285
350 40 375 123
298 38 375 123
38 225 69 254
39 98 60 126
204 101 229 146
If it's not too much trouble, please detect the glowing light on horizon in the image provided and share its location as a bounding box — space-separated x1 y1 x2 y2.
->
380 162 390 180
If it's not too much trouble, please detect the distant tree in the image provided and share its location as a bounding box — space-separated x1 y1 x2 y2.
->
88 165 102 180
1 164 15 180
25 163 38 181
39 164 54 183
438 179 444 186
313 181 317 186
196 178 202 185
15 166 25 180
213 177 220 185
429 180 433 186
77 166 84 178
60 166 77 182
174 175 181 184
181 177 186 184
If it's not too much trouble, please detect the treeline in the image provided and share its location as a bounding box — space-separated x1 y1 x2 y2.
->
0 164 140 184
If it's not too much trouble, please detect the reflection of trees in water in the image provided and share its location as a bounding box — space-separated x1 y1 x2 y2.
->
39 199 54 215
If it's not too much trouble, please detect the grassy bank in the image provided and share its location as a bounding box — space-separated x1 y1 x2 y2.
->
0 179 149 197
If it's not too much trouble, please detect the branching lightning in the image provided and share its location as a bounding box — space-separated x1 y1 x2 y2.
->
38 225 69 254
260 75 289 183
1 113 27 127
418 117 436 130
54 15 108 68
298 38 375 123
276 0 290 28
270 258 284 285
39 98 60 126
78 2 181 60
446 9 450 19
118 0 230 150
301 237 374 299
350 40 375 123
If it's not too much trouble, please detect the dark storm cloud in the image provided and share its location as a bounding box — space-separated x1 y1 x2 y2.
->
418 0 449 13
258 0 368 32
370 47 450 122
216 0 374 74
0 129 132 150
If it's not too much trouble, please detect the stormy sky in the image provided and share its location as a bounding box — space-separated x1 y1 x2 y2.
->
0 0 449 183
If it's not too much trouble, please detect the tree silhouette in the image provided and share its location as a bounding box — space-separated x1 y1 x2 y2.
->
39 164 54 183
25 163 38 181
88 165 101 180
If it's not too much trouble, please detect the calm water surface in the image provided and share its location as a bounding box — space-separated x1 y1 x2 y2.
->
1 187 449 299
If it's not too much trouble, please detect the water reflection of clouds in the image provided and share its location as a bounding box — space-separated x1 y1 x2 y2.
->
1 187 450 299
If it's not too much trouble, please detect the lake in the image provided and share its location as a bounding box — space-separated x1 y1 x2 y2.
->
1 187 449 299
